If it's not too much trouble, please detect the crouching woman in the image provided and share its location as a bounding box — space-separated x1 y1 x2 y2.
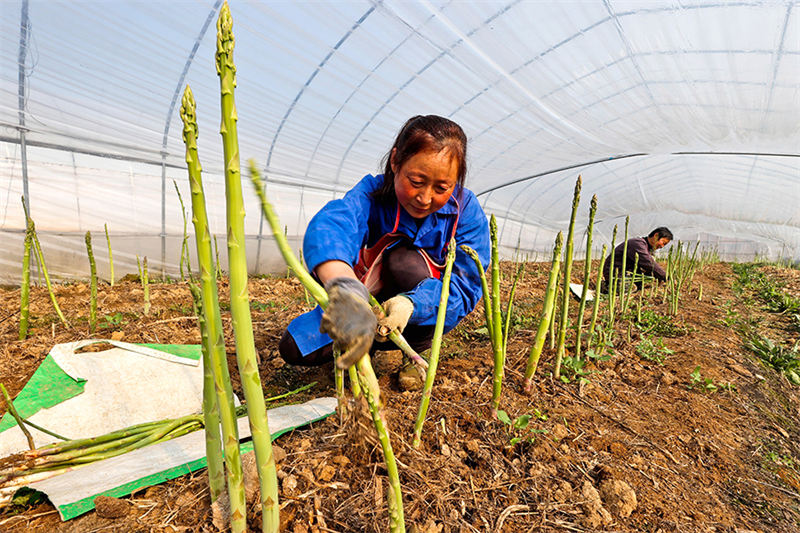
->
278 115 490 382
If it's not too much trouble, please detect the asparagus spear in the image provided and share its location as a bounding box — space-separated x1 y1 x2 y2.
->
181 83 244 513
554 176 582 380
523 232 563 391
85 232 98 333
489 215 504 414
216 5 278 530
18 218 33 340
413 238 457 446
586 244 608 352
104 223 114 286
574 195 597 360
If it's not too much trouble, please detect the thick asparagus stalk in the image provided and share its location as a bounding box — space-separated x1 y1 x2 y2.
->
553 176 582 380
188 280 225 502
489 216 505 414
354 356 405 531
216 5 278 530
19 219 33 340
181 84 244 515
214 235 222 280
523 232 563 391
574 195 597 360
413 238 457 446
104 223 114 286
85 232 98 333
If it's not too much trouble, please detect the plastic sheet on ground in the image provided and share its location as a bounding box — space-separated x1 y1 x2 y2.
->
0 340 336 519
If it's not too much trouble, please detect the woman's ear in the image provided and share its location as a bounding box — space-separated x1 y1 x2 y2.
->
389 148 398 174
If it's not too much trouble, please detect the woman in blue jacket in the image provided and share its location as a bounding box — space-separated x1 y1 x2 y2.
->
279 115 490 376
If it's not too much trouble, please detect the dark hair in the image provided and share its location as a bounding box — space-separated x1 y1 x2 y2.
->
373 115 467 204
648 227 673 241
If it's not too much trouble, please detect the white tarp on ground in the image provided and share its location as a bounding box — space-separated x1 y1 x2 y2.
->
0 339 336 520
0 340 206 457
28 398 336 520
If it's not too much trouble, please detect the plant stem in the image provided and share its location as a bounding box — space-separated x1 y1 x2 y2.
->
355 356 405 532
489 216 505 414
216 6 278 529
188 280 225 502
214 235 222 280
523 232 563 391
21 200 68 328
606 224 618 330
586 244 608 352
104 223 114 286
19 218 33 340
85 231 98 333
173 180 191 280
142 257 150 316
413 238 456 445
619 215 629 315
502 261 525 354
460 245 493 339
19 417 69 441
1 384 35 450
554 175 582 380
574 195 597 360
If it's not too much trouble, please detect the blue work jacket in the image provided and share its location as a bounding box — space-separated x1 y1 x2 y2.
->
304 174 490 332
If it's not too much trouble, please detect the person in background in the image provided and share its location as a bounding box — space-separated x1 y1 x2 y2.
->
602 227 673 292
278 115 490 389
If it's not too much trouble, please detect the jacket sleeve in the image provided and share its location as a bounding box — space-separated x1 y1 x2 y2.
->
630 239 667 281
303 176 376 274
404 191 491 332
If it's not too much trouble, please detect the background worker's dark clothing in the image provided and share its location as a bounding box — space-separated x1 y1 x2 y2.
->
602 237 667 288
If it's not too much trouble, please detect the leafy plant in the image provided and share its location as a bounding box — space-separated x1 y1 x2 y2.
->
559 353 601 384
689 366 736 393
250 300 278 312
99 312 127 329
496 410 548 446
743 335 800 385
636 309 688 337
636 336 673 364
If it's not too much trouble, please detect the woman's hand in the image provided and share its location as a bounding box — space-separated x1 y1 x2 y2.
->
375 295 414 341
320 277 376 368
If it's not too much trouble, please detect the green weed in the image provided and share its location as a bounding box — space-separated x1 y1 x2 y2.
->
496 410 548 446
688 366 735 393
636 336 673 365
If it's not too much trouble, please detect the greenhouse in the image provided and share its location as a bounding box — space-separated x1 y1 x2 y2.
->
0 1 799 532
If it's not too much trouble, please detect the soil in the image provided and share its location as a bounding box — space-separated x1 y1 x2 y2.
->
0 261 798 532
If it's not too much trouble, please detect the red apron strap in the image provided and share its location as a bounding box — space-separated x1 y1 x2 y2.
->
354 201 459 292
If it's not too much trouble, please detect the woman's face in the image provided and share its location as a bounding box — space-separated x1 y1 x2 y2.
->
391 148 458 219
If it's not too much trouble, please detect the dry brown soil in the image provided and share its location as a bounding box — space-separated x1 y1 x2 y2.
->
0 262 798 532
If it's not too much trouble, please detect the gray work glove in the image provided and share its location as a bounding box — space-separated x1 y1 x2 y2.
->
320 277 376 369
